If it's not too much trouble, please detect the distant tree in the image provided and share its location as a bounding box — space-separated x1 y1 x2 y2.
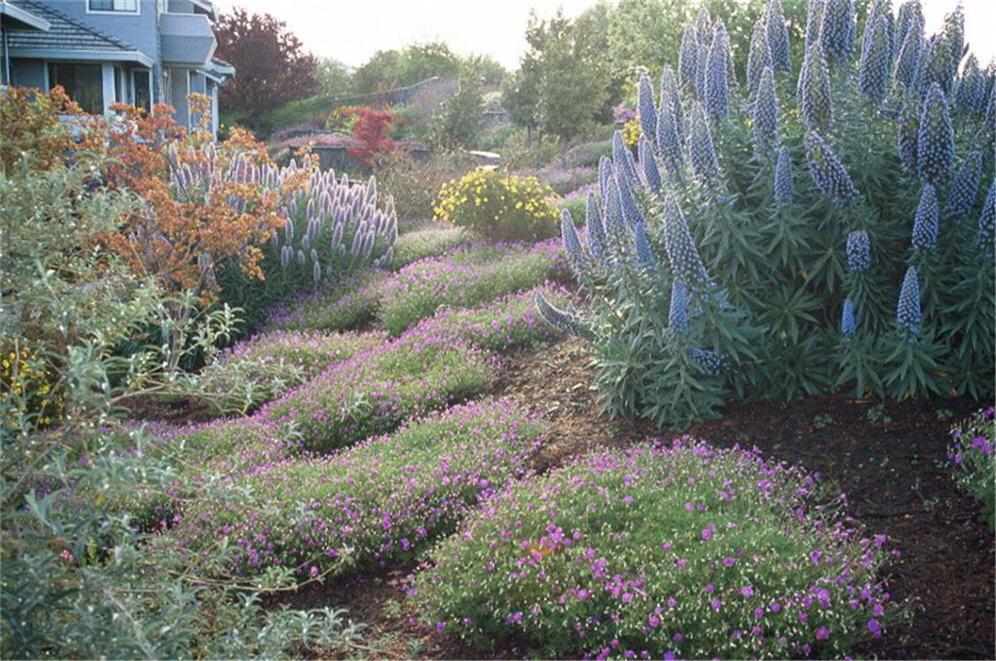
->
214 8 317 131
429 63 483 150
573 3 621 122
399 41 461 84
465 54 508 87
526 9 612 150
353 42 462 95
501 56 541 139
352 49 404 95
606 0 807 84
316 57 354 100
607 0 693 80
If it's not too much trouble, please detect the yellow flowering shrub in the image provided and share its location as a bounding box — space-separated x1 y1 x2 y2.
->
2 343 62 432
622 117 641 147
433 168 559 243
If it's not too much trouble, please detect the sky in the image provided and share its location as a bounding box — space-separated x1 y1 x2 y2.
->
211 0 996 72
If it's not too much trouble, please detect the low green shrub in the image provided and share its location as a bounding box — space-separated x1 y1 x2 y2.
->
407 283 574 352
557 195 587 225
947 406 996 529
196 330 386 416
266 274 384 332
1 425 366 660
165 399 545 579
268 241 567 336
415 438 899 659
434 169 559 243
377 240 567 335
391 226 471 269
376 150 476 224
562 139 611 168
258 332 495 453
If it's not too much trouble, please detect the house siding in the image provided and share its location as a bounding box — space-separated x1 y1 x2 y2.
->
54 0 159 60
3 0 229 135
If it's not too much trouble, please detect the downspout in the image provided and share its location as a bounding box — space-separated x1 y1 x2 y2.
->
3 26 10 85
153 0 161 111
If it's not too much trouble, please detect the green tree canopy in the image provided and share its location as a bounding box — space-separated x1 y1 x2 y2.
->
513 8 613 147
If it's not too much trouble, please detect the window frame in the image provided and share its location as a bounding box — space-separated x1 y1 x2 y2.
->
86 0 141 16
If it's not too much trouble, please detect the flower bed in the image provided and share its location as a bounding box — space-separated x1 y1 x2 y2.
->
377 239 567 335
391 226 471 270
165 399 545 578
265 274 384 332
407 282 575 353
947 406 996 529
258 332 495 453
415 438 897 659
264 240 567 336
197 330 387 415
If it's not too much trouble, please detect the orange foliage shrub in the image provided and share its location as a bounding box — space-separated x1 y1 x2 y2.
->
101 95 294 302
0 86 96 171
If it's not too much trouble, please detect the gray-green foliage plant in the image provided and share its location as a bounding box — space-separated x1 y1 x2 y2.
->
1 150 367 658
540 0 995 429
2 426 366 660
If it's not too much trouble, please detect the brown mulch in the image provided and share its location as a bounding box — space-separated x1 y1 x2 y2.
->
261 336 996 658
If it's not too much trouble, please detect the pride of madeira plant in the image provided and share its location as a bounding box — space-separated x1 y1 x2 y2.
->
538 0 995 429
216 159 398 330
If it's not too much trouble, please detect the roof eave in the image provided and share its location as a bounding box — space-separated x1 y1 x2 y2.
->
0 2 51 31
8 47 154 67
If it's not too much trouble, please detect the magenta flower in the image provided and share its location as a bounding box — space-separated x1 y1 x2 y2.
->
816 625 830 640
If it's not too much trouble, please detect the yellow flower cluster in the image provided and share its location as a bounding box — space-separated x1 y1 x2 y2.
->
622 117 641 147
2 345 62 430
433 168 559 242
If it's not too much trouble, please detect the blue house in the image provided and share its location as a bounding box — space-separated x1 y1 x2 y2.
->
0 0 233 135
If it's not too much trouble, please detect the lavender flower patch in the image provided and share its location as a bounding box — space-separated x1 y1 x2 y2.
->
406 282 576 353
415 438 898 659
947 406 996 529
265 273 385 332
258 331 496 453
164 399 546 578
154 416 303 478
391 226 472 270
198 330 387 416
377 239 568 336
559 183 599 206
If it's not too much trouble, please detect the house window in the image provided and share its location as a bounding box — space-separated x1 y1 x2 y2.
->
134 70 151 112
47 63 103 114
88 0 139 13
